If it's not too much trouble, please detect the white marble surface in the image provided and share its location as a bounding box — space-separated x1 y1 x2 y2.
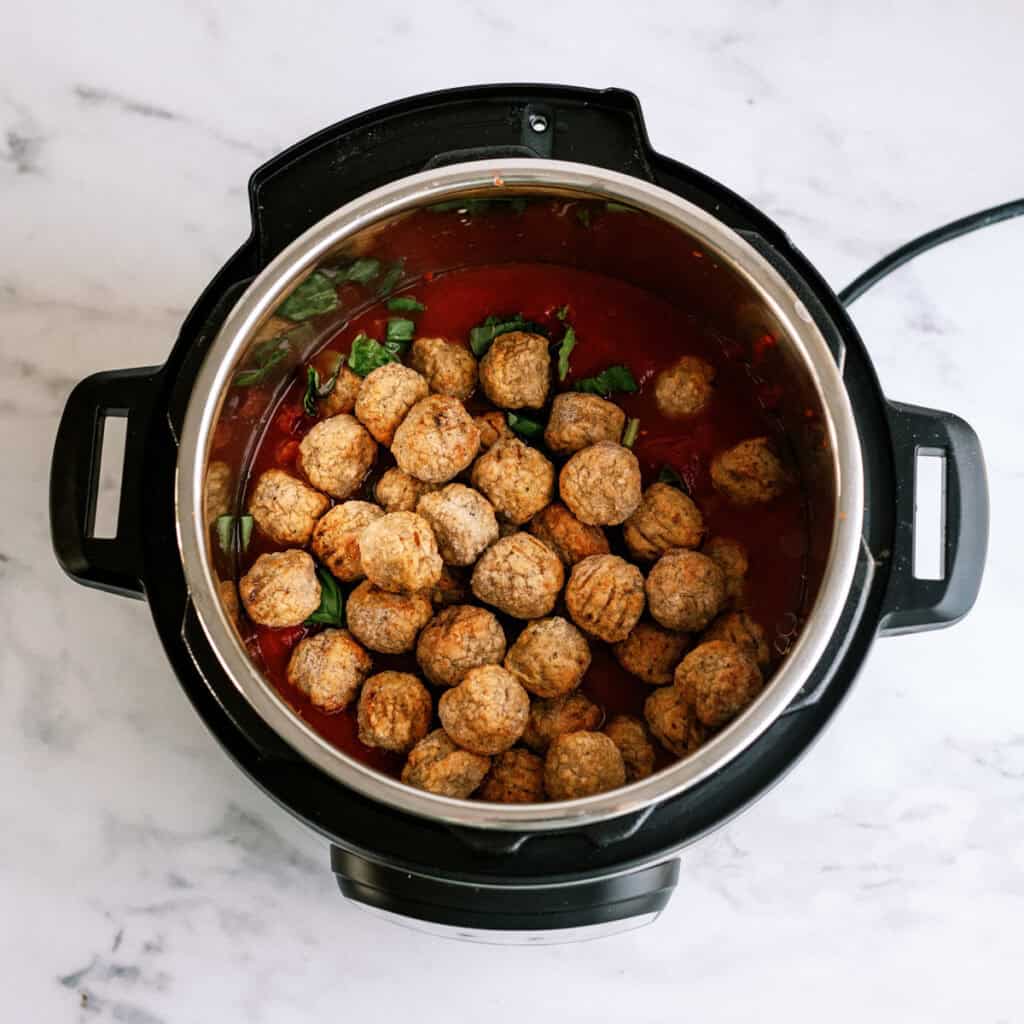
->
2 2 1022 1020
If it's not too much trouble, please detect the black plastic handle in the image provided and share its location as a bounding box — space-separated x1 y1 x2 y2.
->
879 400 988 635
50 366 161 600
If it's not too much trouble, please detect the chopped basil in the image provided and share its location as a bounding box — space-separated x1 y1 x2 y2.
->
557 324 577 381
428 197 528 215
232 325 311 387
387 296 426 312
386 318 416 345
277 271 338 321
575 207 591 228
621 417 640 448
321 257 381 286
215 514 254 555
347 332 405 376
556 305 569 321
376 260 405 297
238 515 254 551
605 201 633 213
657 465 689 493
305 565 345 627
303 366 320 416
469 313 547 357
573 364 638 396
507 413 545 440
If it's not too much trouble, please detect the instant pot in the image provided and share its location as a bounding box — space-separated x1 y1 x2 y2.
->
50 85 988 941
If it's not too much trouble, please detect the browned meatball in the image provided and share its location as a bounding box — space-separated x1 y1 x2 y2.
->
471 437 554 525
474 410 513 450
654 355 715 418
416 605 507 687
345 580 433 654
248 468 330 546
612 621 691 685
438 665 530 755
392 395 481 484
287 628 372 713
430 565 469 607
358 511 443 594
374 467 439 513
357 671 433 752
205 460 233 524
544 732 625 800
703 611 771 669
646 549 726 632
543 393 626 455
504 617 591 699
310 350 363 417
239 550 321 628
675 640 763 727
471 533 564 619
565 554 646 643
702 536 749 607
528 502 609 566
711 437 790 504
354 363 429 445
478 749 545 803
623 483 705 562
604 714 657 782
644 686 706 756
522 692 603 753
409 336 477 400
559 442 642 526
311 501 384 582
402 729 490 798
416 484 498 566
298 414 377 500
478 331 550 409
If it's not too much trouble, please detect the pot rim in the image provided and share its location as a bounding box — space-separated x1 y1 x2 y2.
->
176 158 864 831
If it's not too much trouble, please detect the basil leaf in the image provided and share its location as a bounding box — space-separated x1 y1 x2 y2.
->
277 272 338 321
215 515 235 554
507 413 544 440
658 465 688 492
315 353 344 399
238 515 254 551
573 364 638 396
305 565 345 627
605 201 633 213
348 333 402 376
386 318 416 345
387 296 426 312
621 417 640 448
303 366 320 416
556 305 569 321
321 257 381 285
557 325 577 381
469 313 547 357
233 338 289 387
575 207 591 228
376 260 405 298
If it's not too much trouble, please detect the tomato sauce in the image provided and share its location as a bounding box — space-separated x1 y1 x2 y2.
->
231 260 809 780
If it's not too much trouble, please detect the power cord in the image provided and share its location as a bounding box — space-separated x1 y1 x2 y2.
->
838 198 1024 306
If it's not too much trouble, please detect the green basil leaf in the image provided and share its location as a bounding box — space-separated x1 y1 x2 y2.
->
305 565 345 627
238 515 254 551
468 313 547 357
573 364 638 396
556 305 569 321
575 207 591 228
315 353 344 399
557 325 577 381
376 260 405 297
348 333 401 376
341 257 381 284
657 465 688 492
621 417 640 448
303 366 320 416
386 318 416 345
232 340 288 387
507 413 545 440
277 271 338 321
605 201 633 213
387 296 426 312
215 515 235 554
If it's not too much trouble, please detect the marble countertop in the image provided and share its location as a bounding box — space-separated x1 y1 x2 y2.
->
3 2 1021 1020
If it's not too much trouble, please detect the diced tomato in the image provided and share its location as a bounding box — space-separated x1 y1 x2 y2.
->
275 439 300 467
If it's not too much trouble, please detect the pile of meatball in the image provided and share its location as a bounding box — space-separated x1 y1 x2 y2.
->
235 327 791 802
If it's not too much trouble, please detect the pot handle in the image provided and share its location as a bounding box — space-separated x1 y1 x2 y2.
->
878 400 988 635
50 366 161 600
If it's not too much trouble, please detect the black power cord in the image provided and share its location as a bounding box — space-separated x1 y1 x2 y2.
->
838 198 1024 307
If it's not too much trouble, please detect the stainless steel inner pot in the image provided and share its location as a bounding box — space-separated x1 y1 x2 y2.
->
176 159 864 830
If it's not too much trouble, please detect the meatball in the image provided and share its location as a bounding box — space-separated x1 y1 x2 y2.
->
354 363 429 446
470 437 554 525
287 628 372 713
559 442 642 526
528 502 609 566
430 565 469 607
205 460 233 524
711 436 790 504
612 621 691 685
358 511 443 594
623 483 705 562
409 336 477 400
544 732 626 800
218 579 241 630
416 605 507 687
675 640 763 727
474 410 512 450
522 691 603 753
402 729 490 798
392 395 481 484
479 748 545 803
298 414 377 500
702 536 749 607
345 580 433 654
604 714 657 782
543 393 626 455
644 686 706 757
504 616 591 699
646 549 726 632
311 501 384 582
471 533 564 619
565 554 645 643
374 467 438 513
239 550 321 628
311 351 362 417
416 484 498 566
357 671 433 753
478 331 550 409
654 355 715 418
703 610 771 669
247 468 330 546
438 665 530 755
